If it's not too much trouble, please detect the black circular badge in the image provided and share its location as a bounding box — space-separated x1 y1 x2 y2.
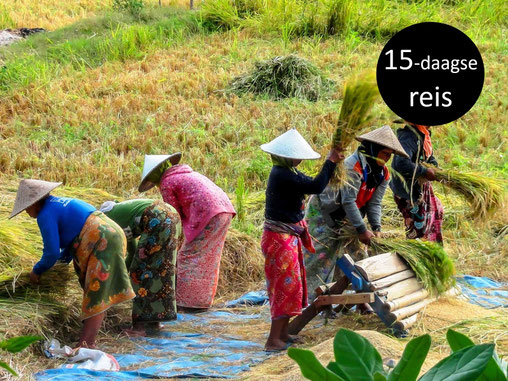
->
376 22 484 126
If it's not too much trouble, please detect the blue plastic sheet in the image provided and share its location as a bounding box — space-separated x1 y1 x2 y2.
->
457 275 508 309
35 310 269 380
225 291 268 307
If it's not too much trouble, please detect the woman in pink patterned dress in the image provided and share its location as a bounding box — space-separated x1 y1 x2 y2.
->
138 153 236 310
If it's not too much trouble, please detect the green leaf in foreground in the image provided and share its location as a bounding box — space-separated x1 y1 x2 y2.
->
287 347 344 381
332 328 384 381
419 344 494 381
388 334 431 381
0 360 17 376
374 372 388 381
0 335 42 353
446 329 507 381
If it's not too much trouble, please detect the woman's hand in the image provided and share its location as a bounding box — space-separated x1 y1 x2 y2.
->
424 168 437 181
358 230 375 245
373 231 382 238
29 271 41 284
327 148 346 164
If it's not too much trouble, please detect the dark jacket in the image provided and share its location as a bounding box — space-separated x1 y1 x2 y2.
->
265 160 336 223
389 125 438 203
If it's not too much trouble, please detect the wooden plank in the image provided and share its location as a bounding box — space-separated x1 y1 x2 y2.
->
315 293 375 307
388 297 436 321
393 313 419 331
355 252 409 282
369 270 415 291
288 276 348 335
383 289 429 312
383 278 423 301
315 282 338 297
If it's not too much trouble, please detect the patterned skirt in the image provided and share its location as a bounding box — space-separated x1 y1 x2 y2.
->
176 212 233 309
70 211 135 321
394 182 444 244
303 195 367 302
261 226 310 320
129 201 183 323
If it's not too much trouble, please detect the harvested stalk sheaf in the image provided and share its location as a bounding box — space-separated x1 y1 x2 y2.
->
429 167 506 221
227 55 334 101
331 72 379 186
217 228 264 297
371 238 455 295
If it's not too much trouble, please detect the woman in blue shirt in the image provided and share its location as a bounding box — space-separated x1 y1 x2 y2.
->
10 179 135 348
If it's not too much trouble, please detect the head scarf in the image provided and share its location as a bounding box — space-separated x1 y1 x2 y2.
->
271 155 297 173
358 141 387 189
145 160 171 186
409 123 433 158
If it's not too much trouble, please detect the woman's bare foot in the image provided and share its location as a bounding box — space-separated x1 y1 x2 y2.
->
124 322 147 337
282 334 302 344
264 338 289 352
356 303 375 315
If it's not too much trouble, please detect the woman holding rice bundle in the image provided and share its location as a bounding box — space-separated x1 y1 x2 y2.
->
9 179 135 348
303 125 409 303
390 121 444 244
138 153 236 310
260 129 344 351
99 199 182 336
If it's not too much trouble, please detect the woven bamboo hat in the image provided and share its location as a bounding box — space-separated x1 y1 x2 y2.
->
356 125 409 158
9 179 62 219
138 153 182 192
260 129 320 160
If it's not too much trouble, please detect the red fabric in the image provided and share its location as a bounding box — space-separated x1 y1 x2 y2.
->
261 222 314 320
176 213 232 308
352 161 390 209
160 165 236 243
413 124 433 158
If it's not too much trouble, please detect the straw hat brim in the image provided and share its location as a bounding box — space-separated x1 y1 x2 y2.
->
260 129 321 160
9 180 62 219
355 125 409 158
138 152 182 192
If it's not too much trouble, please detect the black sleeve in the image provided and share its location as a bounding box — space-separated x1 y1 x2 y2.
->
392 129 428 178
428 154 438 167
292 160 337 195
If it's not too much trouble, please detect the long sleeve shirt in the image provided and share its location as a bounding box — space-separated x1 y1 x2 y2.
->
265 160 336 223
317 151 388 233
390 126 438 203
34 196 95 275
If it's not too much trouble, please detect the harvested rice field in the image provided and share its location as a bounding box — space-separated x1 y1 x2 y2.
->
0 0 507 379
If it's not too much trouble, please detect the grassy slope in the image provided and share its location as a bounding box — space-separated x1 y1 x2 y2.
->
0 3 506 272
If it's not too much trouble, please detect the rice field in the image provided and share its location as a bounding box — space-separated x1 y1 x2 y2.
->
0 0 507 378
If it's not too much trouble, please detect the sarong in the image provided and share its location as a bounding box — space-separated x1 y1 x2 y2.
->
176 212 233 308
129 201 183 322
261 220 314 320
303 195 367 302
70 211 135 320
394 182 444 244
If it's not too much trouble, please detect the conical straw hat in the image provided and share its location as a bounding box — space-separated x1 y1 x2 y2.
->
260 129 320 160
138 153 182 192
9 179 62 219
355 125 409 158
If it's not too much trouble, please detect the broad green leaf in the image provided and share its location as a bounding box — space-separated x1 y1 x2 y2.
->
374 372 388 381
447 329 507 381
388 334 431 381
0 360 18 376
0 335 42 353
419 344 494 381
288 348 344 381
332 328 384 381
446 329 474 352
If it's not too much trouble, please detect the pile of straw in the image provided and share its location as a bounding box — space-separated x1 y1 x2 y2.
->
430 167 506 221
371 237 455 295
217 228 264 298
227 55 334 101
330 72 379 186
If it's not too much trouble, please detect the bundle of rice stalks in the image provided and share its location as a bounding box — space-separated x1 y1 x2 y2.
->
218 228 264 298
429 167 506 221
330 72 379 186
227 55 334 101
371 237 455 295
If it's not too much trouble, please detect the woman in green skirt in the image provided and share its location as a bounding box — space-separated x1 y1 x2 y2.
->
100 199 182 335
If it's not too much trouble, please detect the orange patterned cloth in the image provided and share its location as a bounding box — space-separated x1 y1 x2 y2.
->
413 124 433 158
70 212 135 320
175 212 232 308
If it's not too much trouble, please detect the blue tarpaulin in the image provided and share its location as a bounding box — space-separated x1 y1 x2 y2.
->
457 275 508 309
35 311 269 380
